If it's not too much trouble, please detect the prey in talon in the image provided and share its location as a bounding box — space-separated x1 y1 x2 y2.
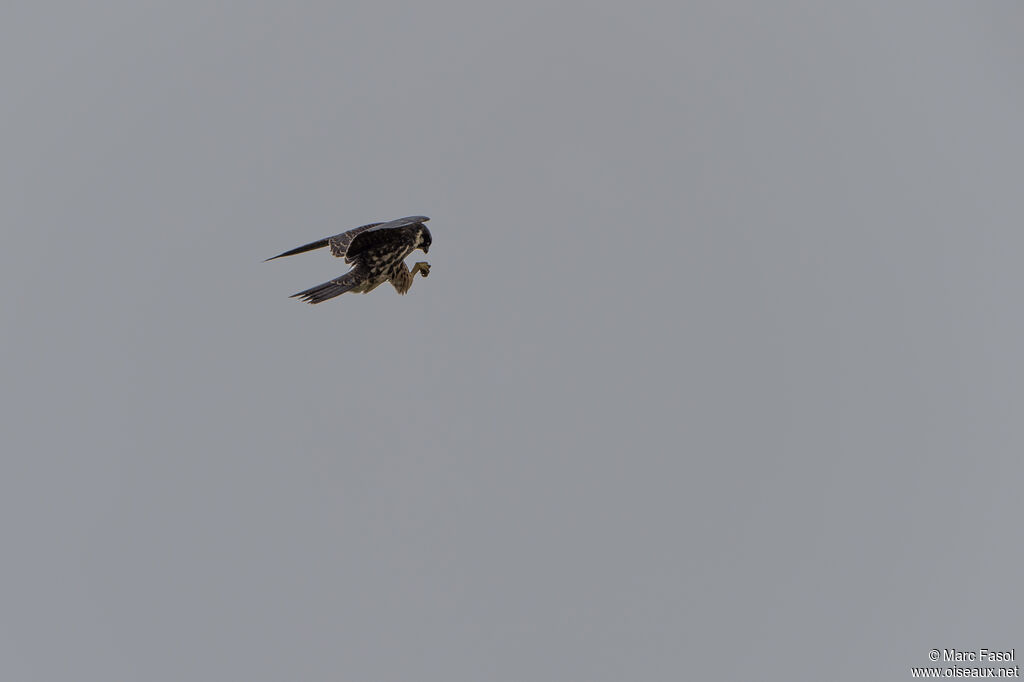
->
266 216 433 304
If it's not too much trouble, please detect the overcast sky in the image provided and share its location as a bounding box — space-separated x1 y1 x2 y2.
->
3 2 1022 680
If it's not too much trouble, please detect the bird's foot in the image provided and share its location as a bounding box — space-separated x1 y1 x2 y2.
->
415 262 431 277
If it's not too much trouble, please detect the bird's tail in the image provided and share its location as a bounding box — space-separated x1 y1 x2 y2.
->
265 238 329 262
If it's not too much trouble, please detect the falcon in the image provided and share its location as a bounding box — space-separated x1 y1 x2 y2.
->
266 215 432 304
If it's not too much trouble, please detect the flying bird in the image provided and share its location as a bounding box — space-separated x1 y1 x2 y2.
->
266 216 432 304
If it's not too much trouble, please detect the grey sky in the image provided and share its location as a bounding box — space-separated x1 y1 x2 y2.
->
3 2 1022 680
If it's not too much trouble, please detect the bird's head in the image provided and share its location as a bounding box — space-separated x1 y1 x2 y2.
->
417 223 432 254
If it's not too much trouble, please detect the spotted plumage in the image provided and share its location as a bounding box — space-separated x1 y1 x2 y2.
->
266 216 432 304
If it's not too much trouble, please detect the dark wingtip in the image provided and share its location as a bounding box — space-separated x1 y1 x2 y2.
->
289 280 354 304
265 238 330 262
288 292 320 304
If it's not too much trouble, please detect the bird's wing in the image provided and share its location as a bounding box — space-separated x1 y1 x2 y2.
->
264 237 330 262
265 221 387 262
345 216 429 262
328 222 386 259
289 265 369 304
